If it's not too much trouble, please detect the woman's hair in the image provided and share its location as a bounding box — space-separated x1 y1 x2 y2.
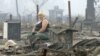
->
38 11 45 17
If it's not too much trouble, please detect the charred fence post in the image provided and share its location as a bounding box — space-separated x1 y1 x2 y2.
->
68 0 72 28
65 29 78 49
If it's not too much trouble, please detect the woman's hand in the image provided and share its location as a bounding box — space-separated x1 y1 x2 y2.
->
32 32 36 35
32 31 40 35
32 24 35 32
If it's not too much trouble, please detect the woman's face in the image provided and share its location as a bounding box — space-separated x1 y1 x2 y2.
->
38 15 44 21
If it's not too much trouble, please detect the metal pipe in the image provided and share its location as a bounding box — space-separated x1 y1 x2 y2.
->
72 17 78 27
80 22 83 32
68 0 72 28
16 0 20 21
36 5 39 21
10 14 12 20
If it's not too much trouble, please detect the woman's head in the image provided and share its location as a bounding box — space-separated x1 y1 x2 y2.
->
38 12 45 21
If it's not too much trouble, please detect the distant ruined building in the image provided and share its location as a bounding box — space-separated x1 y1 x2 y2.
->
84 0 96 26
49 6 63 25
0 13 9 22
83 0 100 31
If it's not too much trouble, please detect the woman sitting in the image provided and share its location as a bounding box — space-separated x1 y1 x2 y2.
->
28 12 49 45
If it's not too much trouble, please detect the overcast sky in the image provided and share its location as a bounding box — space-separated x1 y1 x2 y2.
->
0 0 87 16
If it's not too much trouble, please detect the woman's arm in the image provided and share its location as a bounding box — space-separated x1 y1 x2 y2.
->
32 25 35 32
32 28 35 32
38 19 48 32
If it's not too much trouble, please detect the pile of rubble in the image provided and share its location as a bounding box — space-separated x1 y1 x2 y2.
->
36 39 100 56
0 39 100 56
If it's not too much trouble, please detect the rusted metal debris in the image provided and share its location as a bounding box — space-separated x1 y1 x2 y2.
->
35 39 100 56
